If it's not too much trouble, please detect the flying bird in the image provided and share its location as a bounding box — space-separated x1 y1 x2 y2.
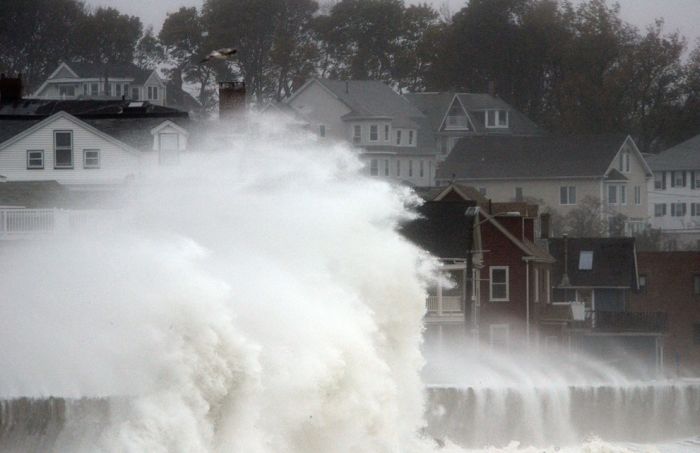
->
199 48 237 64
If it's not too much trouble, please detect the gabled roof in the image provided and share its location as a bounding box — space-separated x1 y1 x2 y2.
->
437 134 632 180
647 134 700 171
404 92 545 136
414 183 489 205
296 78 426 129
400 201 478 259
0 99 187 118
548 237 638 289
52 62 155 85
478 208 554 263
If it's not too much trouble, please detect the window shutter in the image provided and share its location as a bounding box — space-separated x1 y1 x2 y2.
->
683 171 687 188
692 171 696 190
662 172 666 190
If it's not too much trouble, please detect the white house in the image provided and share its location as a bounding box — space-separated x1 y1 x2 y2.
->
33 62 167 107
436 134 653 236
282 78 438 187
647 135 700 250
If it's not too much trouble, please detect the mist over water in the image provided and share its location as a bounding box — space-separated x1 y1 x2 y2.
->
0 121 697 452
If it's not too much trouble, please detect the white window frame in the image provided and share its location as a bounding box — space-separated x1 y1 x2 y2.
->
384 159 389 176
671 202 686 217
485 109 509 128
673 171 685 188
83 149 100 169
396 130 402 145
634 185 641 205
408 159 413 177
608 185 618 205
692 203 700 217
489 266 509 302
131 87 139 100
560 186 576 205
384 124 389 141
620 184 627 205
408 130 414 145
54 130 73 169
26 150 44 169
654 172 665 190
370 158 378 176
353 125 361 144
419 160 424 178
369 124 378 142
395 160 400 177
654 203 666 217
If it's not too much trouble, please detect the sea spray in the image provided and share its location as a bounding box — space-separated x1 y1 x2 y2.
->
0 123 440 452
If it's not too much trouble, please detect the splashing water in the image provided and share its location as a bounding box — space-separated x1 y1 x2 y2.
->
0 121 696 453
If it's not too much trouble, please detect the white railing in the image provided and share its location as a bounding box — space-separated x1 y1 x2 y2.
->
0 208 114 239
445 115 468 130
426 295 463 315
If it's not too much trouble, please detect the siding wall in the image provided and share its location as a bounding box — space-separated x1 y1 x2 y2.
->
288 81 351 142
0 116 142 185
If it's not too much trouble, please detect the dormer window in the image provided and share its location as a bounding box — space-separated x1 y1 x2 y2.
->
445 103 468 130
485 109 508 128
59 85 75 97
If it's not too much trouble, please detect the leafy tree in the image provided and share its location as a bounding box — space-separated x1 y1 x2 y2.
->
562 196 609 237
135 26 165 70
74 7 143 64
393 4 442 91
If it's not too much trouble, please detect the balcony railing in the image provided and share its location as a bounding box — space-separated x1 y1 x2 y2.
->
0 208 114 239
426 295 463 315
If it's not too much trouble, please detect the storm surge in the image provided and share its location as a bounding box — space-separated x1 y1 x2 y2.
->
0 125 437 452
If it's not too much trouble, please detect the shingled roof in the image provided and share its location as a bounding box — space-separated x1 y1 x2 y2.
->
647 134 700 171
437 134 631 180
404 92 545 136
548 237 638 289
57 62 154 85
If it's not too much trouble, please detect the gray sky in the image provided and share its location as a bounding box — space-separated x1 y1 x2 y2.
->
86 0 700 48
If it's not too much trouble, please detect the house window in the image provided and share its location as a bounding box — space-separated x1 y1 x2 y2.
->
654 172 666 190
147 86 158 100
672 171 686 188
515 187 523 201
694 171 700 189
59 85 75 97
370 125 378 141
132 87 139 100
319 125 326 137
486 109 508 128
26 150 44 169
619 150 630 173
408 130 414 145
116 83 122 96
578 251 593 270
634 186 641 205
692 203 700 217
620 184 627 205
124 84 130 96
419 160 424 178
396 160 400 177
694 274 700 296
608 185 618 204
396 130 402 145
105 83 112 96
408 160 413 177
54 131 73 168
370 158 379 176
671 203 687 217
639 274 647 294
153 86 158 100
489 266 509 301
159 133 179 165
384 125 389 141
489 324 510 349
353 125 361 144
654 203 667 217
560 186 576 205
83 149 100 169
384 159 389 176
91 83 99 96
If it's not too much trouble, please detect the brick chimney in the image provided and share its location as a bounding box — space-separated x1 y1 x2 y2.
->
0 74 22 104
219 81 246 120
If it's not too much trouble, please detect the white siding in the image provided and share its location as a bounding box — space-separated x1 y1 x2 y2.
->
0 116 141 185
288 81 351 142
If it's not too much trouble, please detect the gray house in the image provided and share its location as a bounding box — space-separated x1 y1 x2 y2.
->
404 92 545 160
283 78 438 187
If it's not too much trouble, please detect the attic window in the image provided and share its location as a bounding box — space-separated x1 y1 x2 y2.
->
485 109 508 128
578 251 593 270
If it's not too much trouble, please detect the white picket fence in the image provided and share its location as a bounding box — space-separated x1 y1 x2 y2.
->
0 208 113 239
